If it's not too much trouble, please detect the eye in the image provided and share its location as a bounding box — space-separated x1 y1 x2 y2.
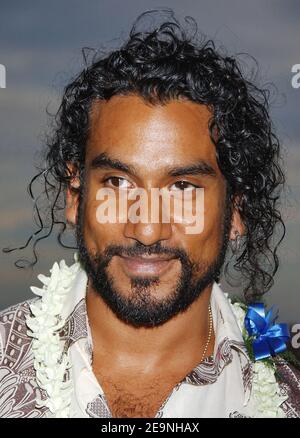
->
170 181 199 191
103 176 132 189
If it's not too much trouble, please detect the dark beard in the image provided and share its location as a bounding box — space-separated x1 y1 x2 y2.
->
75 188 232 328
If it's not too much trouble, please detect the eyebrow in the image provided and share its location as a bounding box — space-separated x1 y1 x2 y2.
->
90 152 217 178
90 153 138 177
167 162 217 178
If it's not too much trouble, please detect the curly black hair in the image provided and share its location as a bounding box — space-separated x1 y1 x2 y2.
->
3 9 286 302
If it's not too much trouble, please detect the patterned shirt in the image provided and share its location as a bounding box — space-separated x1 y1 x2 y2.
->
0 264 300 418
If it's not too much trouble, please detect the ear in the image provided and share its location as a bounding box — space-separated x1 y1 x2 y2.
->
65 163 80 226
229 196 245 240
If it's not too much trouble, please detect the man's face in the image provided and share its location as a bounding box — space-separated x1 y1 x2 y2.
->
68 95 239 327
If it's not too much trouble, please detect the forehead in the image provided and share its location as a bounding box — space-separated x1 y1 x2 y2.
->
87 94 219 175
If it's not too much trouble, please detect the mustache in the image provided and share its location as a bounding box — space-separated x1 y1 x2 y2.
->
91 241 192 269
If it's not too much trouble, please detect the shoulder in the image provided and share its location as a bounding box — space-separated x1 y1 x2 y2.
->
274 356 300 418
0 297 39 363
0 298 49 418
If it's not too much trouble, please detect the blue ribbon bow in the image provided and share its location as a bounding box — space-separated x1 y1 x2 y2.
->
244 303 290 360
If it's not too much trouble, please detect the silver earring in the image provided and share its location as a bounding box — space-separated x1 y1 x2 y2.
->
230 232 242 254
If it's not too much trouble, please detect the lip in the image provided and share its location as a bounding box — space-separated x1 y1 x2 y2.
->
119 254 177 276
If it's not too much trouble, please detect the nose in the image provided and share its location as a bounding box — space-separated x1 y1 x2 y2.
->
123 220 172 246
123 189 173 245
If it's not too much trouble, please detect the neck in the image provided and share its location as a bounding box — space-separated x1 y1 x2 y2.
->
86 282 215 377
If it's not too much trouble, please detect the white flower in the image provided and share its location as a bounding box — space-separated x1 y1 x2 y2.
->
25 253 80 418
251 362 287 417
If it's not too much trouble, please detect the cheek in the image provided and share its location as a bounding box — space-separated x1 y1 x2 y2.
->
176 189 226 260
203 191 226 244
81 183 122 251
205 191 226 234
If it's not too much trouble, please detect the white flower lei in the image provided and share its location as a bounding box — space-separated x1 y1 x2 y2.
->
25 253 81 418
25 255 287 418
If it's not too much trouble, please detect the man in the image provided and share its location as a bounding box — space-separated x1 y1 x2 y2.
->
1 10 300 418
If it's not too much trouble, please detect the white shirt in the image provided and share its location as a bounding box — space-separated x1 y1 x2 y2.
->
58 266 255 418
